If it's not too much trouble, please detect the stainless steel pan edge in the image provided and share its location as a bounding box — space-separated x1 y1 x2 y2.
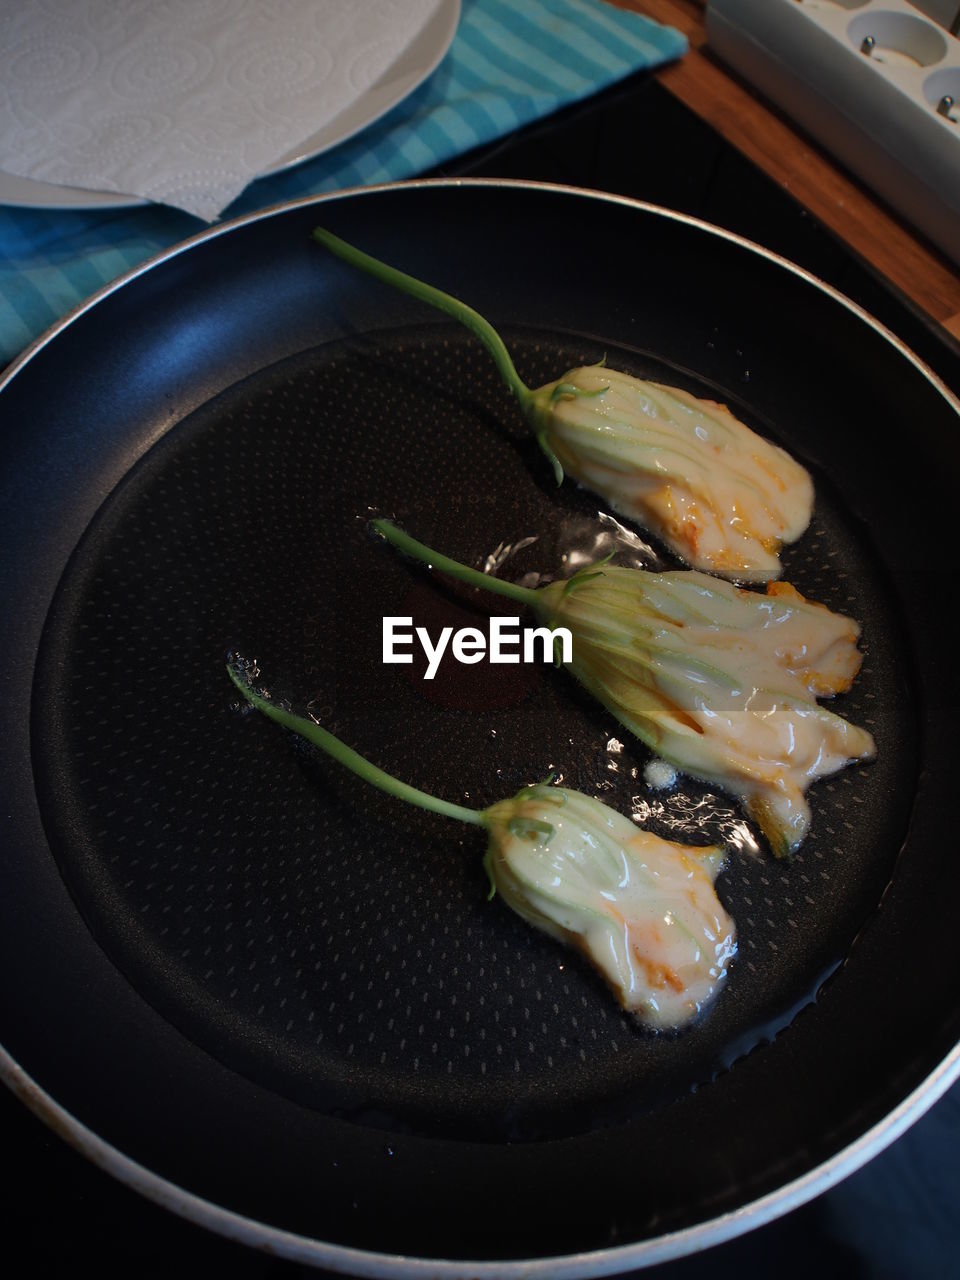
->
2 1039 960 1278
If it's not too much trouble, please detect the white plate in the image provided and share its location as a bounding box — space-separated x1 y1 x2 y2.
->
0 0 460 212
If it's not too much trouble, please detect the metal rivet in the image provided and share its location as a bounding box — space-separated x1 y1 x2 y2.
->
936 94 956 120
860 35 876 55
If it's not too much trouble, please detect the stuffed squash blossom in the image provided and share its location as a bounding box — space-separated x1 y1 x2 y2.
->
313 227 813 581
228 660 735 1028
373 520 875 857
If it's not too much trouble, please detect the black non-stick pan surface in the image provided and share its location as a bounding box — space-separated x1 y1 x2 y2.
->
2 181 959 1275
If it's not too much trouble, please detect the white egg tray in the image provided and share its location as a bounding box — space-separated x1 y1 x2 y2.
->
705 0 960 266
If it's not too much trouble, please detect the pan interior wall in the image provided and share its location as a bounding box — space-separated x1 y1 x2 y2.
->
31 327 917 1142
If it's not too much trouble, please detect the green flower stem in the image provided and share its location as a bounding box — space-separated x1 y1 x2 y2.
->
228 664 483 827
372 519 540 609
312 227 533 412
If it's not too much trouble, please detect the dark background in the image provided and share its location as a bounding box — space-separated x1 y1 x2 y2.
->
5 70 959 1279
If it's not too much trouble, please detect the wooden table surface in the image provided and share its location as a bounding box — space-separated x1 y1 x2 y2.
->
613 0 960 341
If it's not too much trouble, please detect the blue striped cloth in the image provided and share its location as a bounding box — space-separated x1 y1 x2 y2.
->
0 0 686 366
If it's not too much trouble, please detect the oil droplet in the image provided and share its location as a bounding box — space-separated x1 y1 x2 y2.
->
644 759 677 790
631 789 761 856
483 536 539 575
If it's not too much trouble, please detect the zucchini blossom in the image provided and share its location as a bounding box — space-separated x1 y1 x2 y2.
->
483 784 735 1029
313 227 812 582
228 662 735 1027
373 521 876 858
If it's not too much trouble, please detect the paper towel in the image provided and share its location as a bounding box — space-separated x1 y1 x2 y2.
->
0 0 444 219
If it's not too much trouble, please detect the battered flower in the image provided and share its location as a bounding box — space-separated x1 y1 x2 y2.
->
373 520 876 857
313 227 813 580
228 661 735 1027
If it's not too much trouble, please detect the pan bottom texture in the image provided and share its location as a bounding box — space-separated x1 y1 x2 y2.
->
32 325 916 1145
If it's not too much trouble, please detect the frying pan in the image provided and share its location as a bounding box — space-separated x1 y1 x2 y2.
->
2 179 959 1275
